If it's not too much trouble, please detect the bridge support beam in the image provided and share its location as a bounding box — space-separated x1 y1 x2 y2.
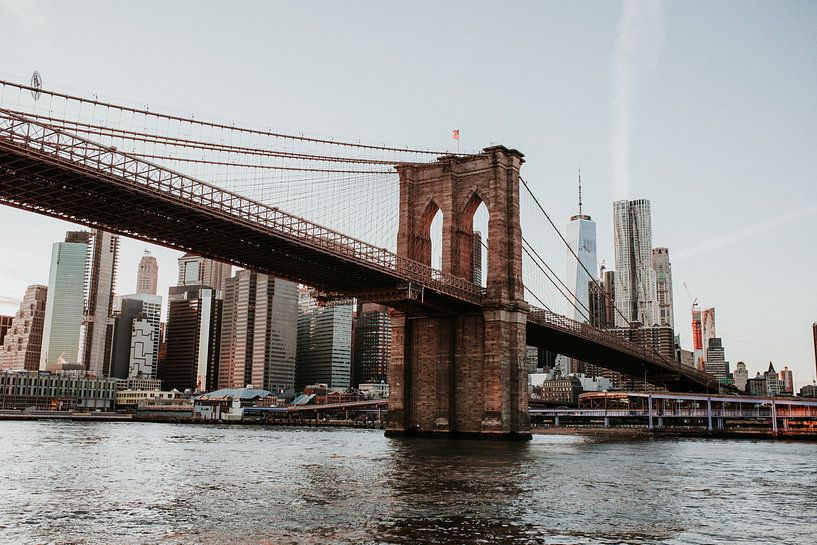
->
385 309 530 439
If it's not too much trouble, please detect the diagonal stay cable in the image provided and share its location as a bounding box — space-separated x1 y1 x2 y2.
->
521 235 592 320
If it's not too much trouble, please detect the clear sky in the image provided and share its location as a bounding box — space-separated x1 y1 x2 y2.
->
1 1 815 384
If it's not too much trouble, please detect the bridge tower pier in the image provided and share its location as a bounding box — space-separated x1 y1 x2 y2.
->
386 146 531 440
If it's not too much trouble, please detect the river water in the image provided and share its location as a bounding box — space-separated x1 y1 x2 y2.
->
0 421 814 544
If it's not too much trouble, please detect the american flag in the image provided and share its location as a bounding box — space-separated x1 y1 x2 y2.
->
452 129 459 140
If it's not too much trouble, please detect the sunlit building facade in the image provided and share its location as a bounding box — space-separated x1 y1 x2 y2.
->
613 199 657 327
0 285 48 371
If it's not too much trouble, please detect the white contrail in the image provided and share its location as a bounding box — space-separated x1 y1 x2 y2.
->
612 0 665 199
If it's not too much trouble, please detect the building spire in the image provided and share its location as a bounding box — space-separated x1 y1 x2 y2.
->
577 167 583 216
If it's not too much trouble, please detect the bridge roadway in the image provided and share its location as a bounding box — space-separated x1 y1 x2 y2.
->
0 111 723 393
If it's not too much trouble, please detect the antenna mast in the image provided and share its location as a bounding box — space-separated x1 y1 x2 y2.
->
577 167 583 215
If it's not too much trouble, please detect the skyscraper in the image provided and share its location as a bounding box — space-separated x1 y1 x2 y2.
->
472 231 483 285
588 268 615 329
0 315 12 347
136 250 159 295
218 270 298 392
703 337 730 381
353 303 391 387
295 287 353 390
80 229 120 377
159 285 222 392
110 293 162 379
565 171 597 322
651 248 674 329
0 285 47 371
176 254 231 296
733 361 749 392
40 231 92 370
779 366 794 395
613 199 657 327
701 307 716 360
813 323 816 382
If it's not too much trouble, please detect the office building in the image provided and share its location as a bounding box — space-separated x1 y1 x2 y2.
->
701 307 716 361
691 308 704 369
40 231 92 370
733 361 749 392
472 231 483 285
79 229 120 377
779 366 794 395
176 253 231 296
813 323 817 383
0 315 12 346
613 199 657 327
703 337 730 382
764 362 783 396
566 173 597 322
218 270 298 392
0 285 48 371
296 287 352 390
353 304 391 387
651 248 674 329
136 250 159 295
110 293 162 379
159 285 222 392
588 268 616 329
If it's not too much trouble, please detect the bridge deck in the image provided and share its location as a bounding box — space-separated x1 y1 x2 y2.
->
0 111 728 394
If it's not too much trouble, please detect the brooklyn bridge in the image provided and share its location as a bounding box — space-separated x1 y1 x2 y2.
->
0 78 726 439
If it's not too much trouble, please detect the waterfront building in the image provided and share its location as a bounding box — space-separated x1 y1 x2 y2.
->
779 366 794 395
110 293 162 379
136 250 159 295
703 337 730 382
79 229 120 377
353 303 391 387
0 315 12 346
193 387 271 421
651 248 674 329
359 382 389 399
565 172 597 323
801 384 817 398
40 231 91 370
159 285 222 392
115 388 184 410
218 270 298 393
538 376 583 406
0 371 117 410
733 361 749 392
176 254 231 297
295 287 352 390
0 285 48 371
613 199 657 327
115 376 162 391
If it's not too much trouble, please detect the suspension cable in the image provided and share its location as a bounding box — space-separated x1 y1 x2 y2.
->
520 176 631 327
521 236 592 319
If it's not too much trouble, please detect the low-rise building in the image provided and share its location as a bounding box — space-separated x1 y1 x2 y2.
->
193 387 271 421
800 384 817 399
0 371 117 410
358 382 389 399
116 388 186 410
114 377 162 391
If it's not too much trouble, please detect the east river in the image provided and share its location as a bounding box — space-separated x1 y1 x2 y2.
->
1 422 815 544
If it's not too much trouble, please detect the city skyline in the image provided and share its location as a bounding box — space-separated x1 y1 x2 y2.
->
0 1 815 383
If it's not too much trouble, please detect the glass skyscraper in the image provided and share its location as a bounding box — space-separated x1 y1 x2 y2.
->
40 232 91 370
295 287 352 390
613 199 657 327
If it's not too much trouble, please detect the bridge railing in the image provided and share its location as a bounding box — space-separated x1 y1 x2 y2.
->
527 306 718 384
0 111 483 305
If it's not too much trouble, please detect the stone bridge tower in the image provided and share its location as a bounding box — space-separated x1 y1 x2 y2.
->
387 146 530 439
